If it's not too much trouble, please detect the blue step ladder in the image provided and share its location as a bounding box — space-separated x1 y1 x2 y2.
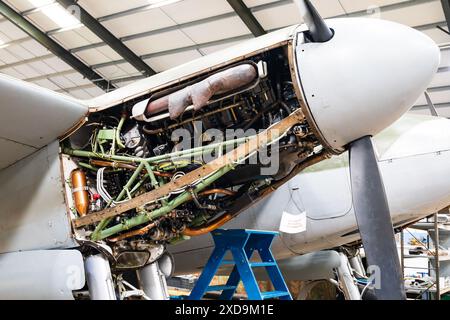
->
188 229 292 300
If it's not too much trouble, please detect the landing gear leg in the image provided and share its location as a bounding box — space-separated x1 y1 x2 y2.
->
85 254 117 300
349 254 366 278
138 261 170 300
336 252 361 300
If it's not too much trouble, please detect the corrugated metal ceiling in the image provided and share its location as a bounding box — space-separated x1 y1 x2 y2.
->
0 0 448 114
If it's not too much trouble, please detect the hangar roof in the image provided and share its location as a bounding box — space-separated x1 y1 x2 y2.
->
0 0 448 115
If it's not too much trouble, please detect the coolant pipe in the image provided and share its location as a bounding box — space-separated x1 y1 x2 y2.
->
109 221 159 242
108 189 235 242
96 164 235 240
116 114 127 150
183 213 234 237
63 136 249 164
90 160 172 178
92 162 146 239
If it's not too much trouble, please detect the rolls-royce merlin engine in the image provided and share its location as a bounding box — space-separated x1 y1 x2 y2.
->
60 46 325 270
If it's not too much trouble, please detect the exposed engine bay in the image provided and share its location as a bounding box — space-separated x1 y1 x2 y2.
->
60 46 325 270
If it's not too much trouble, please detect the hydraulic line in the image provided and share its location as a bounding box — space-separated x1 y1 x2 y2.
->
183 213 234 237
64 136 250 164
116 113 127 150
94 165 235 240
92 162 146 239
90 160 172 178
107 188 236 242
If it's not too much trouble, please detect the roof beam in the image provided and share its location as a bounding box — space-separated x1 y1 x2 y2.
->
226 0 266 37
1 0 438 54
1 19 446 75
56 0 156 77
0 0 113 92
442 0 450 30
91 34 254 70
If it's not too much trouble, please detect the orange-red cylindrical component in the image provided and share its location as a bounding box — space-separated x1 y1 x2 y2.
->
183 214 234 237
71 169 89 217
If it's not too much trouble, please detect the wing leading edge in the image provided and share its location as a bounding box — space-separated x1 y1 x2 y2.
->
0 73 88 170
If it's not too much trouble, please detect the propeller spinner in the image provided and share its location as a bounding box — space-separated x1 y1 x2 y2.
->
293 0 441 300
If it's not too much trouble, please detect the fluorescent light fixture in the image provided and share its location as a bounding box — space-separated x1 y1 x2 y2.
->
28 0 82 30
0 36 10 49
147 0 183 8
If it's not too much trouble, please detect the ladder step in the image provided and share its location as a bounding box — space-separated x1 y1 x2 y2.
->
206 285 237 292
220 260 235 265
250 262 277 268
261 291 291 300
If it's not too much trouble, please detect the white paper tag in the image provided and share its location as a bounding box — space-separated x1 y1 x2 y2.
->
279 211 307 234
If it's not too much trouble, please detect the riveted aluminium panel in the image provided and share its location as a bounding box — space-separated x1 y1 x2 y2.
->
0 141 76 253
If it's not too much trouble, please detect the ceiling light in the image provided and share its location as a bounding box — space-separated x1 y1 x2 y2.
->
28 0 82 30
0 41 10 49
147 0 183 8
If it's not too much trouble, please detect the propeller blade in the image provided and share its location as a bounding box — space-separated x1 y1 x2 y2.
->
425 91 439 117
349 136 406 300
294 0 333 42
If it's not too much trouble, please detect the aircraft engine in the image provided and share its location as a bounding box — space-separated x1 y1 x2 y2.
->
61 45 323 270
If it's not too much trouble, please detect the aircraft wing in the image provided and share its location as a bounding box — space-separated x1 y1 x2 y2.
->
0 73 88 170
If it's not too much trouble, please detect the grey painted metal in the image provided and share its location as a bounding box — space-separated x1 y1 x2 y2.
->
0 54 54 70
400 230 405 278
275 251 341 281
0 74 87 148
349 136 406 300
138 262 170 300
0 72 87 169
85 254 117 300
0 0 292 37
0 250 85 300
226 0 266 37
90 34 254 71
0 0 442 51
336 253 362 300
416 20 449 30
349 255 366 278
434 212 441 299
56 0 155 77
90 0 434 24
0 1 113 91
24 69 75 83
18 25 447 87
413 102 450 111
442 0 450 30
157 253 175 278
425 91 439 116
98 0 293 23
44 0 290 42
428 84 450 92
0 141 77 252
0 0 439 58
55 83 104 93
437 25 450 35
0 10 444 77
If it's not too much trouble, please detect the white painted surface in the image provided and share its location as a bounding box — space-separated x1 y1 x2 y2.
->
296 18 440 151
0 73 88 170
0 250 85 300
171 115 450 274
0 141 76 253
